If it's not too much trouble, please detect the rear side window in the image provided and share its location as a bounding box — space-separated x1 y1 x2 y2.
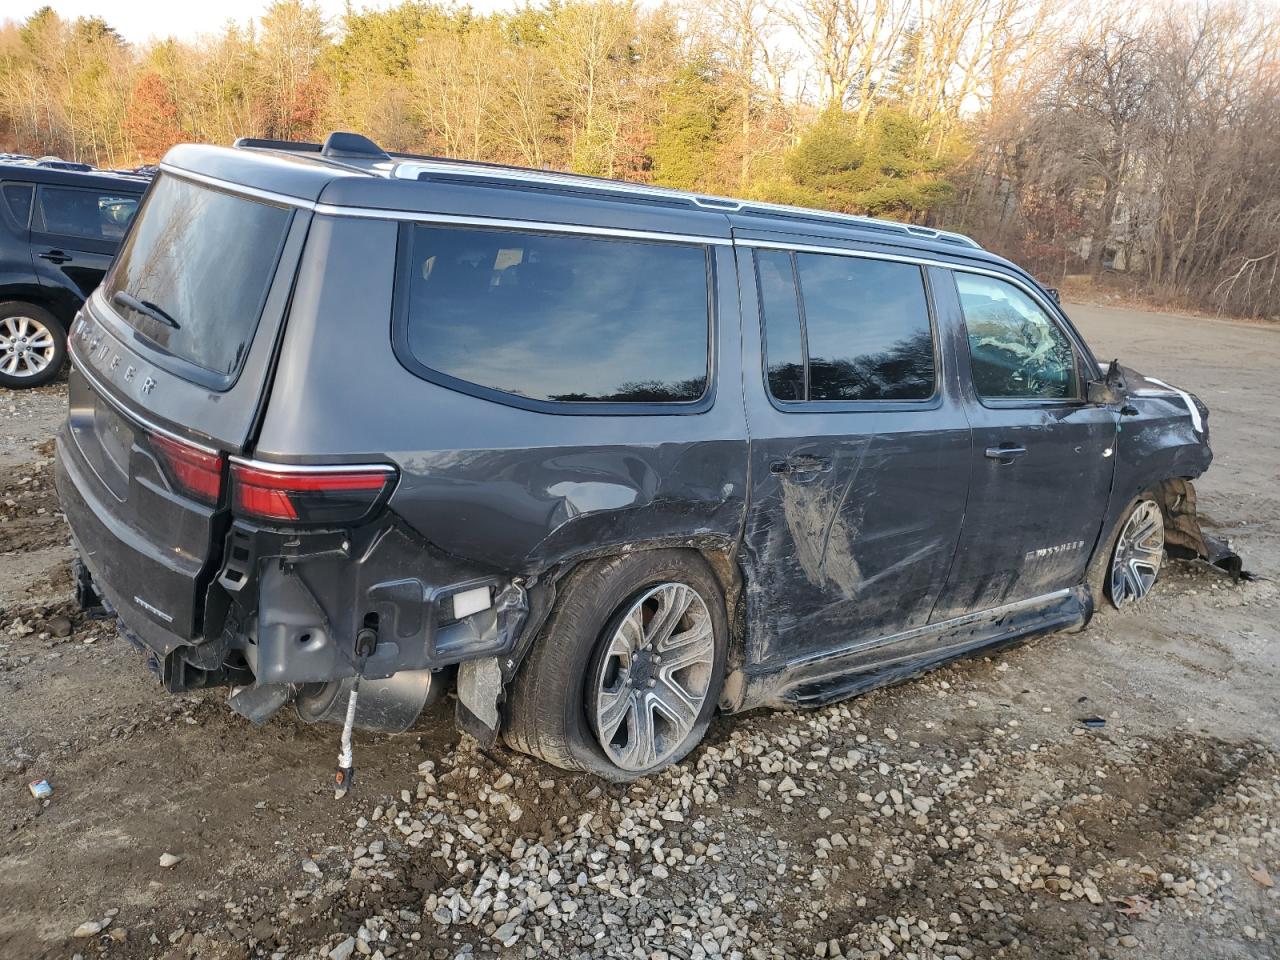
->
2 183 33 227
754 249 936 403
104 174 292 380
954 272 1079 401
35 186 139 240
399 225 711 406
754 250 805 401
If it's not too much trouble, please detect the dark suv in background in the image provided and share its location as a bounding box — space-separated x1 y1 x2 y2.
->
0 159 149 388
56 132 1231 784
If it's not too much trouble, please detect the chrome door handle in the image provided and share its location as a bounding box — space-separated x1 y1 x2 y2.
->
985 444 1028 463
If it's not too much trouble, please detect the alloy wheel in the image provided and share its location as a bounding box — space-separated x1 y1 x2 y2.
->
1110 499 1165 606
588 582 715 772
0 314 57 379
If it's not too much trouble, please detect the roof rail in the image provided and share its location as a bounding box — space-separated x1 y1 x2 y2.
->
234 137 322 153
394 158 982 250
231 131 982 250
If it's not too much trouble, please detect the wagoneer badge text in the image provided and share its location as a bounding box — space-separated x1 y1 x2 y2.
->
1025 541 1086 561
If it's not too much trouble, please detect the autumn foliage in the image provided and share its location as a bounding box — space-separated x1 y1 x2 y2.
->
0 0 1277 317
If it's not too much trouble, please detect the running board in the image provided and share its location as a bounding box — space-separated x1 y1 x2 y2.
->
733 587 1090 711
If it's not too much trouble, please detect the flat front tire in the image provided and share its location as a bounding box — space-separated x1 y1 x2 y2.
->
504 550 728 781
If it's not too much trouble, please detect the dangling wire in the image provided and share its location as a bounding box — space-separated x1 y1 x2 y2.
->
334 680 359 799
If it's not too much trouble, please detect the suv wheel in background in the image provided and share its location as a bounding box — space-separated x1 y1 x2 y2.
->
504 550 728 780
0 302 65 389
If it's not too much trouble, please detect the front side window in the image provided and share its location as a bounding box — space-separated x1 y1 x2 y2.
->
955 273 1079 401
400 225 711 405
754 249 936 403
35 186 139 241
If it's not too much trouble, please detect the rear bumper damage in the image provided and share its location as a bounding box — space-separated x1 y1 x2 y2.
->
64 496 532 732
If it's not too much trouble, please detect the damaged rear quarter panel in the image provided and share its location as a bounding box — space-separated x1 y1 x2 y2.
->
254 220 749 591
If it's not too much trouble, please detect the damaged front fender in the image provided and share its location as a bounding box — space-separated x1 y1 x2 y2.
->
1155 478 1244 579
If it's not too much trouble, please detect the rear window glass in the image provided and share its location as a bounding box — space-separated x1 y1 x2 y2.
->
104 174 291 379
35 186 139 240
400 225 711 405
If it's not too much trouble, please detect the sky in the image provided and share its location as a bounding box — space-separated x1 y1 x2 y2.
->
4 0 518 43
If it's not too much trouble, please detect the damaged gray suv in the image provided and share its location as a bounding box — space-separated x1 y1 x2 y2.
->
56 132 1234 784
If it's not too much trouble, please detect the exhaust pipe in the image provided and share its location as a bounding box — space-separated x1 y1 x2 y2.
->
294 669 442 733
229 669 441 732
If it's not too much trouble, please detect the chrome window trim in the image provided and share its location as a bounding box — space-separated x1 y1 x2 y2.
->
782 588 1073 669
227 456 397 475
313 203 732 246
158 164 317 210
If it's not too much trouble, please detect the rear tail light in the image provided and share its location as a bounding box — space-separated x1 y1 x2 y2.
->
148 431 224 505
229 460 397 525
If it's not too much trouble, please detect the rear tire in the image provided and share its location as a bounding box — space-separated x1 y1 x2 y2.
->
504 550 728 781
0 302 66 389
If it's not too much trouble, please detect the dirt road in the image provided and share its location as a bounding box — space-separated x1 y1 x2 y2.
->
1 303 1276 960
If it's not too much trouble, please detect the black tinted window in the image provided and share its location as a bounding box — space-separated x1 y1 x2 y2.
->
35 186 139 240
2 183 33 227
955 273 1079 400
104 174 292 378
795 253 935 401
402 226 710 404
755 250 805 402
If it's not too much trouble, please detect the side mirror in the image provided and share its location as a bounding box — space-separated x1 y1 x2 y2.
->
1045 287 1061 305
1087 379 1123 405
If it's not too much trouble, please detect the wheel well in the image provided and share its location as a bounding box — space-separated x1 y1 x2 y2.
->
1 293 74 329
522 541 747 669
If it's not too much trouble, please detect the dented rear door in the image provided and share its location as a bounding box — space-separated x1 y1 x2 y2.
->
735 237 972 667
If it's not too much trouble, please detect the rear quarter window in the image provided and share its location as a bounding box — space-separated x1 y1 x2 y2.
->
396 224 712 410
2 183 33 227
103 173 292 381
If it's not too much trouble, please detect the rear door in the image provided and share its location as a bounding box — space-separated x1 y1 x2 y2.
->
58 169 310 645
30 183 141 302
0 181 38 294
736 237 972 667
929 269 1117 619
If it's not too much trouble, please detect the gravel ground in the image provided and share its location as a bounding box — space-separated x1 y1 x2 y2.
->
1 303 1277 960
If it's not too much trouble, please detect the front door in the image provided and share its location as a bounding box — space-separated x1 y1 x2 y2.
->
930 270 1118 619
736 242 972 667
